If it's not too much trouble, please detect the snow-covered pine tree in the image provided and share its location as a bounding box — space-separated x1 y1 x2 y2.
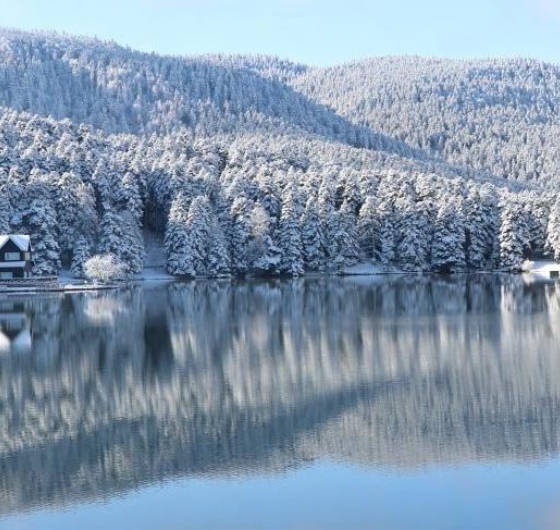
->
185 195 211 276
120 212 145 274
499 196 531 271
117 171 144 224
301 197 325 272
395 196 430 272
357 195 379 261
0 193 11 233
546 195 560 261
463 184 497 271
247 202 281 274
207 213 231 277
375 178 402 266
24 198 60 275
318 178 342 273
337 199 362 267
70 235 92 277
279 183 304 276
165 192 195 277
524 193 550 259
341 170 362 215
431 197 467 273
56 173 98 267
99 210 144 275
229 197 252 275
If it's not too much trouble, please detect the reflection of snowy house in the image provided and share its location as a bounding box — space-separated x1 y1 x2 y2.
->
0 235 33 280
0 301 32 352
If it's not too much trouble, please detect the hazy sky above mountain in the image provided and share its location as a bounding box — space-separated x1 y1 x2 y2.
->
1 0 559 65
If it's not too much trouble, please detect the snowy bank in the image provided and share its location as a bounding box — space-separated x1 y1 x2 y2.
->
342 263 400 276
132 267 175 282
522 260 560 282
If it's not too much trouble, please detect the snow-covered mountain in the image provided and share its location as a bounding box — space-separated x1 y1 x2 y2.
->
288 56 560 185
0 29 558 277
0 29 409 154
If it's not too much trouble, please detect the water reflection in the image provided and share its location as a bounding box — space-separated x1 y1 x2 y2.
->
1 275 560 515
0 300 32 353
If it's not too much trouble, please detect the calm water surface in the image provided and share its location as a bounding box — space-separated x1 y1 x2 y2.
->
0 275 560 529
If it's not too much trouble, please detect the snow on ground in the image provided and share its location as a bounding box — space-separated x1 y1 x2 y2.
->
58 269 83 284
342 262 405 286
143 229 167 268
134 230 174 284
54 232 173 290
522 260 560 282
133 267 174 283
343 262 401 276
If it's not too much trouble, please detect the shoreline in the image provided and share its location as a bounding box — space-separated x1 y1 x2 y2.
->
0 260 556 296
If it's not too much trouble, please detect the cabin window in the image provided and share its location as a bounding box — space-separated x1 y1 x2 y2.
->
4 252 20 261
551 271 559 279
24 252 30 260
0 272 13 280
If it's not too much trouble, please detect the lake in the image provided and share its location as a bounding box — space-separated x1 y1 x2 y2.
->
0 275 559 530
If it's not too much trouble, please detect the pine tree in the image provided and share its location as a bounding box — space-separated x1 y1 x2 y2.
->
70 235 91 277
230 197 251 275
499 197 530 271
301 198 325 272
247 202 280 274
525 194 550 259
357 196 379 260
0 193 11 233
99 210 144 275
279 186 304 276
431 198 466 273
207 215 231 277
464 184 498 271
546 195 560 261
318 179 342 272
24 198 60 275
395 197 430 272
338 199 362 266
165 193 195 277
118 171 144 224
185 195 211 276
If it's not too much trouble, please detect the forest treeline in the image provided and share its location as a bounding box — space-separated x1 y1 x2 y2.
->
0 30 560 276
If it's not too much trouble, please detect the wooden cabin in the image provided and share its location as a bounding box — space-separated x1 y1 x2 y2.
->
0 235 33 280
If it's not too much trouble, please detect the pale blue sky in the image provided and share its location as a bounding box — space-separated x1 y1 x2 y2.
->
1 0 559 66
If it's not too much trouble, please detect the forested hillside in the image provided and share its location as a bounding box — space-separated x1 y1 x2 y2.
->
289 57 560 185
0 29 559 277
0 29 401 152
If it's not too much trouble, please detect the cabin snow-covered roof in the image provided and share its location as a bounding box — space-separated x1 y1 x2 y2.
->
0 235 31 252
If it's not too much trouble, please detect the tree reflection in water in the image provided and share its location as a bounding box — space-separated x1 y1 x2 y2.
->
0 275 559 514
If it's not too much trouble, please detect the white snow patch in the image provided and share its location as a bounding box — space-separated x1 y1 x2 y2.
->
134 267 174 283
143 230 167 268
57 269 83 284
342 262 399 276
522 260 560 282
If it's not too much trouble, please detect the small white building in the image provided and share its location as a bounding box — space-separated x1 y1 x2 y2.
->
523 260 560 281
